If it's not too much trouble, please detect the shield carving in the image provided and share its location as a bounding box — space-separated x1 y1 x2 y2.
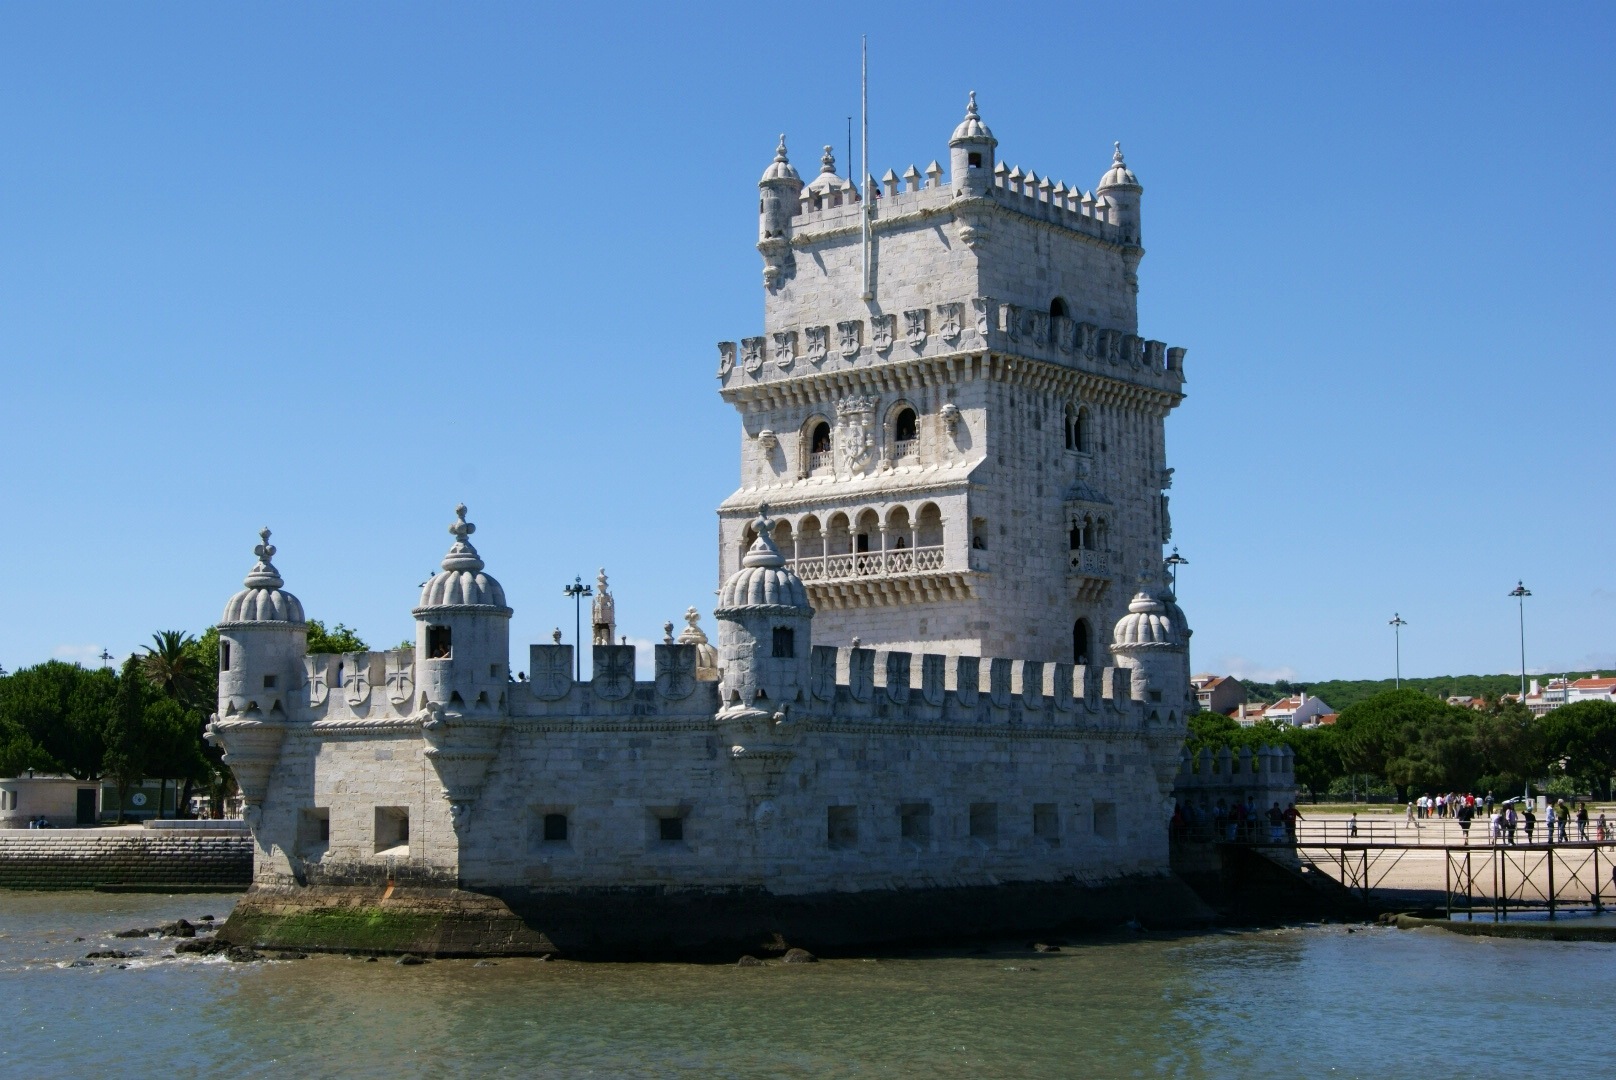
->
386 653 414 707
655 643 696 700
529 644 573 702
305 656 329 707
592 644 635 702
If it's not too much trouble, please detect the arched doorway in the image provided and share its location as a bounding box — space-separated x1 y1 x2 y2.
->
1073 619 1093 666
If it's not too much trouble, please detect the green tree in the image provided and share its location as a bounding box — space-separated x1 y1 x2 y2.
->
1539 700 1616 798
141 630 202 706
0 660 115 779
305 620 368 655
103 657 149 821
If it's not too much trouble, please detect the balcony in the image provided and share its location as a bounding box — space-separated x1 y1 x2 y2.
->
791 544 945 582
1068 549 1110 575
809 450 834 475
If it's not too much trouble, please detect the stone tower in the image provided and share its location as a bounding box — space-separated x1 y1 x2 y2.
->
716 94 1188 665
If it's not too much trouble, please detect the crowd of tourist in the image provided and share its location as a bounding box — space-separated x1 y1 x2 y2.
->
1404 792 1608 845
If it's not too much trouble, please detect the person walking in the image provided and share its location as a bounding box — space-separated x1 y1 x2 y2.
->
1556 800 1570 843
1283 802 1303 843
1523 805 1536 844
1598 810 1609 845
1546 802 1558 845
1456 800 1473 844
1349 811 1359 839
1506 805 1518 845
1577 803 1589 842
1267 802 1285 843
1489 809 1502 845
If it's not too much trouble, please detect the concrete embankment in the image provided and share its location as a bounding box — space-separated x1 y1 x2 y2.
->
0 825 252 891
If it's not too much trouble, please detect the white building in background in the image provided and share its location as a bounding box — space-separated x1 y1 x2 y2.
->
1263 693 1333 728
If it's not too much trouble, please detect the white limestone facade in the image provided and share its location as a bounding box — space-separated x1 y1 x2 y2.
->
719 94 1185 665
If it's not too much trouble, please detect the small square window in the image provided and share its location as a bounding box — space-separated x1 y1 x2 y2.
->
969 802 998 842
827 806 857 850
1034 803 1060 845
374 806 410 853
262 674 277 689
658 816 684 842
426 625 452 659
543 813 568 842
968 152 982 168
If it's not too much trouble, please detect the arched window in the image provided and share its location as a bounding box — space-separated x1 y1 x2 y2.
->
1064 404 1077 450
1075 406 1091 452
894 408 917 443
1069 523 1082 551
811 422 831 454
916 503 944 548
1050 297 1069 319
1073 619 1093 666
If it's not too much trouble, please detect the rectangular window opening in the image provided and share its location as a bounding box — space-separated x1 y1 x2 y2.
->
374 806 410 853
1093 801 1117 840
969 802 998 843
827 806 858 850
299 808 330 854
426 625 452 660
262 674 277 689
658 815 684 843
900 802 932 847
772 626 795 659
1034 803 1060 845
543 812 568 843
220 641 231 672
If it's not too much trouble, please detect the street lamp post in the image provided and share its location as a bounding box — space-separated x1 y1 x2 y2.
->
98 649 114 670
1509 581 1531 701
1164 548 1188 594
1389 614 1407 689
563 576 593 681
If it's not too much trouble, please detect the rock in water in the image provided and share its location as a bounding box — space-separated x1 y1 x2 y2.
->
160 919 197 938
736 955 764 967
225 946 260 963
1033 943 1061 953
395 953 426 966
473 960 497 968
781 948 817 964
175 938 232 956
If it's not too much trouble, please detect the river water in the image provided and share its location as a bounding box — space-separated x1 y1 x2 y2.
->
1 891 1611 1078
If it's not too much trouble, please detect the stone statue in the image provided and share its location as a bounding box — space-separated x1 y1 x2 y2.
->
591 568 615 645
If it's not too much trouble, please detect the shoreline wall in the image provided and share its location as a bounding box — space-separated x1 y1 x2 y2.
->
0 829 252 890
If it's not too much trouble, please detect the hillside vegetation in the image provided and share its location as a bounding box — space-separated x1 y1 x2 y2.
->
1237 672 1613 712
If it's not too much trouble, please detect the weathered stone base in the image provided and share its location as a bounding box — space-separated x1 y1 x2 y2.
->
222 874 1214 960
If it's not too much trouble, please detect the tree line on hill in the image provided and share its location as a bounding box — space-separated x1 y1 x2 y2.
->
0 621 365 819
1189 688 1616 803
1241 673 1612 714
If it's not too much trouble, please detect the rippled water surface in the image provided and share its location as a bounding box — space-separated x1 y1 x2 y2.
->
2 891 1612 1078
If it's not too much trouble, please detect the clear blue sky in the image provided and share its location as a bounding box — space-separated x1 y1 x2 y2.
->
1 2 1611 685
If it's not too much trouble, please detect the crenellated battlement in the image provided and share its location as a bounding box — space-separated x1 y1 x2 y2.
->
717 295 1183 391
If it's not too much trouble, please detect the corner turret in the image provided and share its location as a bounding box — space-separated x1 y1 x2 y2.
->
412 504 512 714
714 505 813 713
1096 141 1142 245
217 527 307 721
758 135 803 288
1108 580 1191 724
949 91 997 199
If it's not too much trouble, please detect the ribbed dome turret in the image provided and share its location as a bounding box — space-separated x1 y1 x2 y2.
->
416 504 509 611
760 135 801 184
222 528 305 624
950 91 996 146
1097 141 1141 192
716 508 811 613
1111 590 1180 649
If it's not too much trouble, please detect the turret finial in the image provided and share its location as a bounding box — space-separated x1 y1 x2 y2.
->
440 503 485 573
1113 141 1125 166
774 134 789 163
820 145 836 174
243 526 285 589
966 90 979 118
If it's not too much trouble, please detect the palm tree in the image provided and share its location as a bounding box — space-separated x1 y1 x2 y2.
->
141 630 200 706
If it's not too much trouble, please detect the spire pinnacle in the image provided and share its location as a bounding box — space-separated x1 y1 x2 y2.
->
440 503 485 573
820 145 836 174
1113 141 1125 167
742 503 785 569
243 527 285 589
774 134 789 163
966 89 979 118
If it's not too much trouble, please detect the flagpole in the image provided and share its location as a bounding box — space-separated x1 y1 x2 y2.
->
860 35 872 301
